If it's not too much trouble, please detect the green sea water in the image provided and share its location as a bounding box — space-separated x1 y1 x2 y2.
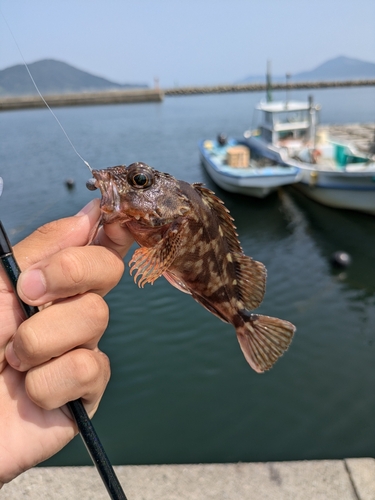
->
1 87 375 466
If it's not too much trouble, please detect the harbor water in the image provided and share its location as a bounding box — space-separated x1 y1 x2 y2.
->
1 87 375 466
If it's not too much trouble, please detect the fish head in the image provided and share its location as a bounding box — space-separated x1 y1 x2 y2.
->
89 162 191 226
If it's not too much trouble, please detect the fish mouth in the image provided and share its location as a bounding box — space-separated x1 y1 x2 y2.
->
90 170 121 215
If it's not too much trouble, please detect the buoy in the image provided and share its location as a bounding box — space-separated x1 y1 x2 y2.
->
65 178 75 190
330 251 352 268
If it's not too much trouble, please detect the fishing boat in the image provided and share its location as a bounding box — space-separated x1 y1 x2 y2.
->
244 97 375 214
198 137 301 198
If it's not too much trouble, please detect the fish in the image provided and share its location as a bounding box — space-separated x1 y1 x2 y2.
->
88 162 296 373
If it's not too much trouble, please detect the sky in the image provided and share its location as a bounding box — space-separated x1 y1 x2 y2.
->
1 0 375 88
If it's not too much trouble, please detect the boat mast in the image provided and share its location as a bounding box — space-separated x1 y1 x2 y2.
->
266 60 272 102
309 95 316 149
285 73 291 108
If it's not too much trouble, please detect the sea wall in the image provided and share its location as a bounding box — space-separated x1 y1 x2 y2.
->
164 79 375 96
1 79 375 111
0 88 164 111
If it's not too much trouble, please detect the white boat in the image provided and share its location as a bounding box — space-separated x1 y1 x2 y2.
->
198 137 301 198
245 98 375 214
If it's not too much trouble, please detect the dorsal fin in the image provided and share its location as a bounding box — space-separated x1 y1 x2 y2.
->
193 184 242 255
234 254 266 310
194 184 266 309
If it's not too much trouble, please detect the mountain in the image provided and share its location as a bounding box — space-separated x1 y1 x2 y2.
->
2 56 374 96
241 56 375 83
293 56 375 81
0 59 148 96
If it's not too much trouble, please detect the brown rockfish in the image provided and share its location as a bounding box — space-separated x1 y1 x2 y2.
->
88 162 295 373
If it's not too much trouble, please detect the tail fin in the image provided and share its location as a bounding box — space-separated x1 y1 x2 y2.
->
236 314 295 373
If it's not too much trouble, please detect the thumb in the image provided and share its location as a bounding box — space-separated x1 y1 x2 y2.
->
14 199 101 271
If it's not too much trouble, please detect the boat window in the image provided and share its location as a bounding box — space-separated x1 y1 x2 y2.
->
260 128 273 143
274 110 309 124
265 112 273 125
278 129 308 141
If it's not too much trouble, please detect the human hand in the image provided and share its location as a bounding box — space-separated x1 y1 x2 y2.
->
0 199 133 485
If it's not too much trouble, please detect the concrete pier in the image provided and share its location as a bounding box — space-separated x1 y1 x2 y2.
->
2 458 375 499
164 79 375 96
0 79 374 111
0 88 163 111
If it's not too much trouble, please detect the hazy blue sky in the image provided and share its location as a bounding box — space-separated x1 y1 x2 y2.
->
1 0 375 87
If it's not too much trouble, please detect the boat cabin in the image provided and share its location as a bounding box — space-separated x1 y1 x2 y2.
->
254 100 319 153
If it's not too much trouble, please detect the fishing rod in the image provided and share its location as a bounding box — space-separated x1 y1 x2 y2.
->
0 178 127 500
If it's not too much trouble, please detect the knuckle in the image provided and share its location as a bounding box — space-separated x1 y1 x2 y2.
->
59 248 86 286
25 367 55 410
35 219 61 237
72 350 101 386
83 294 109 331
107 251 125 281
90 247 124 289
16 320 41 360
26 350 111 411
98 351 111 385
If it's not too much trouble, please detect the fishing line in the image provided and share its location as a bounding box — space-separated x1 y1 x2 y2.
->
0 8 92 172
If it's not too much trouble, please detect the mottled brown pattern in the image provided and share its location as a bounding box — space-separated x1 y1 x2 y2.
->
90 162 296 373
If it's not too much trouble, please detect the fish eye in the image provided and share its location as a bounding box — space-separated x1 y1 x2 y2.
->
127 164 154 189
133 174 148 186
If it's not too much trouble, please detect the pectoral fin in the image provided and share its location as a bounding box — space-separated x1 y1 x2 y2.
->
129 222 185 287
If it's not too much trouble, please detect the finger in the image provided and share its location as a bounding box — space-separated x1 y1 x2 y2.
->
17 244 124 306
94 223 135 259
25 348 111 417
0 285 24 362
14 199 101 271
5 293 109 372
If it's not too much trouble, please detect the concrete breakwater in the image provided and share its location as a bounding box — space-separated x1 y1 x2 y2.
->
164 79 375 96
1 79 375 111
0 88 164 111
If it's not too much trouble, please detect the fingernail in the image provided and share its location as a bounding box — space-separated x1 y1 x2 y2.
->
75 199 98 217
18 269 47 301
5 341 21 369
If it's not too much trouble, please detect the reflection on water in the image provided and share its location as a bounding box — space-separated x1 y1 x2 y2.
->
1 89 375 466
284 187 375 296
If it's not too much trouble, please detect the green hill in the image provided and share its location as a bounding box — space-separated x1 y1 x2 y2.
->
0 59 148 96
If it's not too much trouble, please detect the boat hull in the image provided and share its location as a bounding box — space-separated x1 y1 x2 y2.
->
199 139 301 198
247 136 375 214
296 168 375 214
